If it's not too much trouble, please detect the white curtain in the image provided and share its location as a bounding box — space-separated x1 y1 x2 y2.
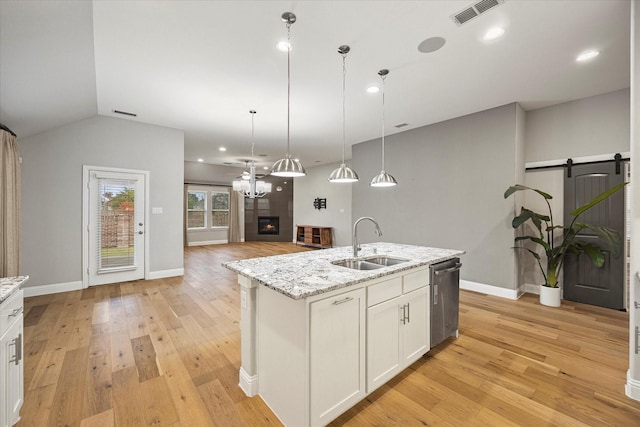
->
228 191 241 243
0 128 21 277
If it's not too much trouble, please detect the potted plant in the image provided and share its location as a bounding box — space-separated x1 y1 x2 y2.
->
504 182 626 307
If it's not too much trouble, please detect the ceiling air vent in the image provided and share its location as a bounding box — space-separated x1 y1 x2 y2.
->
451 0 505 26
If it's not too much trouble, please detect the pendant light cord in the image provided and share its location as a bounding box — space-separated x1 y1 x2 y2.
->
286 21 292 157
250 110 256 160
380 73 386 171
341 53 347 164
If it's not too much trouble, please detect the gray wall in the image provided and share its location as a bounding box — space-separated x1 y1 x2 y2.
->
523 89 631 288
293 162 353 247
244 175 294 242
353 103 520 290
19 115 184 287
184 160 244 185
526 89 630 162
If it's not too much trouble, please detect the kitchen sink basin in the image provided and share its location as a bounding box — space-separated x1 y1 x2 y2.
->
364 256 410 266
331 259 384 270
331 256 409 270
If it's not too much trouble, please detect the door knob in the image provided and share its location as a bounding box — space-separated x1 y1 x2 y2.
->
138 231 144 235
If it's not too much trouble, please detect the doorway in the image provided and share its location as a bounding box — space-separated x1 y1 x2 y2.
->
563 161 625 309
83 166 149 286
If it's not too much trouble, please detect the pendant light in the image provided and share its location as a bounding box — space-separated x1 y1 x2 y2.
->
329 45 359 183
370 69 398 187
233 111 272 198
271 12 306 177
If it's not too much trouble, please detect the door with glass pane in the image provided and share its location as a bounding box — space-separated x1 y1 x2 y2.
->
87 169 146 285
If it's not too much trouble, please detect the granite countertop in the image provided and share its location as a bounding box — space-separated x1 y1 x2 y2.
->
0 276 29 305
223 242 464 300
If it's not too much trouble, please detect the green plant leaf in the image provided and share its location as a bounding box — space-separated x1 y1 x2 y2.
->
515 236 550 251
576 224 623 258
512 208 549 230
570 182 627 217
514 246 541 261
504 185 553 200
578 243 605 267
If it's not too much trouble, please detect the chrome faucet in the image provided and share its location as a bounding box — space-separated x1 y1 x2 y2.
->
353 217 383 257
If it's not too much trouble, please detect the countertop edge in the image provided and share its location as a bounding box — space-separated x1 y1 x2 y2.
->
223 244 464 300
0 275 29 305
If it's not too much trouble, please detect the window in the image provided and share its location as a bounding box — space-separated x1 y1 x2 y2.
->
187 191 207 229
211 192 230 227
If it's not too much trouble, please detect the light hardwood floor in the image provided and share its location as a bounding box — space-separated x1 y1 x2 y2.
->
17 242 640 426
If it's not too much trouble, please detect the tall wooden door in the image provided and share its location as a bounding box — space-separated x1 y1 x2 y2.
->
84 167 147 286
563 161 625 309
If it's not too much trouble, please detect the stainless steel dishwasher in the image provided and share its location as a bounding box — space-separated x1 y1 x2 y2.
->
430 258 462 348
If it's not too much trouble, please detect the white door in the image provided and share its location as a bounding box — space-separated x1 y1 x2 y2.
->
86 168 146 286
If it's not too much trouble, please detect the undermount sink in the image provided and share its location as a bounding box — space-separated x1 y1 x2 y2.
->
331 259 384 270
364 255 409 266
331 256 409 270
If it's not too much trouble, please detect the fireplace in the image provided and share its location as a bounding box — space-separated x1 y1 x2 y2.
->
258 216 279 235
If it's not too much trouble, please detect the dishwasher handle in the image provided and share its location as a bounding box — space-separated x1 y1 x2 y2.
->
434 262 462 275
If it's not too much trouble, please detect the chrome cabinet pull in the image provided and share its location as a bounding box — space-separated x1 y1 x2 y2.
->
332 297 353 306
406 303 410 324
8 334 22 365
8 307 23 317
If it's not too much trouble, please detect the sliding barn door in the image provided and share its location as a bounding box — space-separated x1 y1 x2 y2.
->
563 161 625 309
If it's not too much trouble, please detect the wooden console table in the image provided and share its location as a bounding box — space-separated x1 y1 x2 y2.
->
295 225 332 249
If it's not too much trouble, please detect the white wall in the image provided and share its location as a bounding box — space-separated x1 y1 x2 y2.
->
353 103 520 291
293 162 353 247
526 89 630 163
19 115 184 289
626 0 640 401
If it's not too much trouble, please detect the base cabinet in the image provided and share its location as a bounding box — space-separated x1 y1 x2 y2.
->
0 290 24 427
367 286 429 393
310 288 366 426
254 266 431 427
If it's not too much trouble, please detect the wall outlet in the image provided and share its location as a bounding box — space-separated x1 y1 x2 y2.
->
152 207 163 214
241 290 247 310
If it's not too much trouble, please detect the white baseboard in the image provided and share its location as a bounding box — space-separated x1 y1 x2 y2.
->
186 239 228 247
626 371 640 401
148 268 184 280
460 279 520 300
23 280 83 297
239 367 258 397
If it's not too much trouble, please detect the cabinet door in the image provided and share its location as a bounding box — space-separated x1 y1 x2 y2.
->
402 287 429 365
310 288 366 427
2 314 23 427
367 296 402 393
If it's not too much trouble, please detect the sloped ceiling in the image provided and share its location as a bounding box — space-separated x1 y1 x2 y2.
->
0 1 631 171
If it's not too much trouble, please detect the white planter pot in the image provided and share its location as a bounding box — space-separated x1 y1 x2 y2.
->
539 285 561 307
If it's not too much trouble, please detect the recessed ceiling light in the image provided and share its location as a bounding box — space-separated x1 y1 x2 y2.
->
263 166 269 170
197 158 204 162
483 27 505 41
367 86 380 94
219 146 227 152
276 41 292 52
576 49 599 62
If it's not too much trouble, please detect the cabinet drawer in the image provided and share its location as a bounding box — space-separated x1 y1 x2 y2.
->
367 277 402 307
1 289 24 335
403 269 428 294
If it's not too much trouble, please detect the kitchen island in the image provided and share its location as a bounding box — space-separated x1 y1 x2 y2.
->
223 242 464 427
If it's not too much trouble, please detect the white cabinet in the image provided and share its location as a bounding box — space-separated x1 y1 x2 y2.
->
367 271 429 393
252 265 432 427
0 289 24 427
310 287 366 427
